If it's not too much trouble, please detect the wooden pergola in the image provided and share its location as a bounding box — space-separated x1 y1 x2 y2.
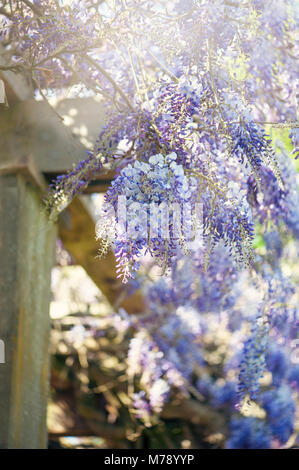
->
0 71 143 448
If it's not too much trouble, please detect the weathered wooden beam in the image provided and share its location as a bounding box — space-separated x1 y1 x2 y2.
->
0 165 56 448
59 197 145 314
54 97 106 152
0 100 88 173
0 98 115 190
0 153 46 189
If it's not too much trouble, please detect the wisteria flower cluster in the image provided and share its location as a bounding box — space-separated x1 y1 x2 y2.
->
112 244 299 448
2 0 299 449
96 152 201 282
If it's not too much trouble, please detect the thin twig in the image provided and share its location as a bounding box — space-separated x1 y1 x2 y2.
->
21 0 43 16
148 49 179 83
32 76 65 121
84 54 135 112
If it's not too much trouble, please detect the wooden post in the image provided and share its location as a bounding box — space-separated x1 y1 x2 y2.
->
0 171 56 448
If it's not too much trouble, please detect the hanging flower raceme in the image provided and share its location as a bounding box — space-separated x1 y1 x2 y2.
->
237 314 269 403
96 146 257 281
96 152 201 282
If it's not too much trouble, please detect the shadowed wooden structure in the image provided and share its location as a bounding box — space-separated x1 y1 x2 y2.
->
0 171 56 448
0 73 143 448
